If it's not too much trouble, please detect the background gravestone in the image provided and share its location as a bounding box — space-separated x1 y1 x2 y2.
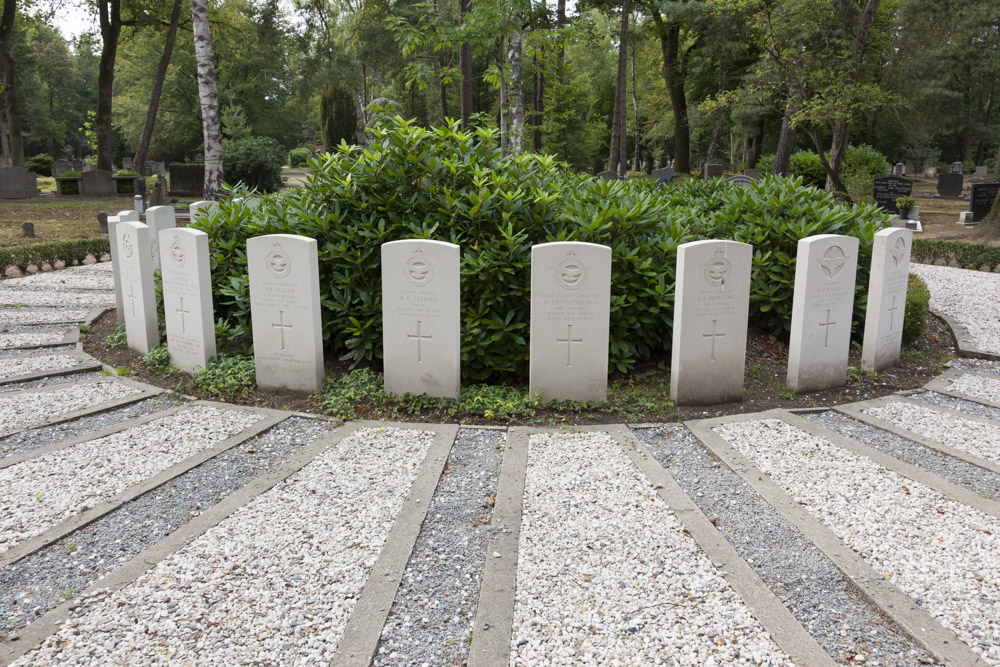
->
596 170 617 181
971 182 1000 222
948 161 964 175
872 176 912 214
248 234 325 393
703 163 725 178
107 215 125 325
652 166 675 186
80 170 115 195
936 172 963 197
115 220 159 354
975 166 988 177
670 239 752 406
160 228 216 372
529 242 611 403
116 209 140 223
861 228 912 371
169 163 205 197
381 239 461 399
726 174 755 187
787 234 859 393
743 169 763 180
53 159 69 177
0 166 38 198
145 206 177 271
893 163 905 175
188 200 219 223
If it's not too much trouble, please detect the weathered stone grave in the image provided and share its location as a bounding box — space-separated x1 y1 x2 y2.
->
247 234 325 393
652 166 675 186
597 170 618 181
726 174 755 187
787 234 859 393
169 163 205 197
872 176 912 214
144 206 177 271
971 182 1000 223
53 159 69 177
115 220 159 354
0 167 38 198
893 163 905 175
670 240 752 405
743 169 763 180
703 163 725 178
861 228 912 371
122 157 133 170
923 165 938 178
159 228 216 372
81 170 115 196
948 161 964 175
975 165 988 177
937 172 964 198
381 239 461 399
529 242 611 403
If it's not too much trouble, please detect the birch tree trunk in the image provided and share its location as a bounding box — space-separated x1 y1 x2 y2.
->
0 0 23 166
191 0 223 199
508 17 525 153
134 0 182 170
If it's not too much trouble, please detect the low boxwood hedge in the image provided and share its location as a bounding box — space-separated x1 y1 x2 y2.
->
0 238 110 273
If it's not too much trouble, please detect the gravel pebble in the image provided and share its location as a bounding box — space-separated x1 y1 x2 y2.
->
4 269 114 291
0 288 114 308
949 358 1000 378
0 308 90 326
864 400 1000 464
939 373 1000 406
375 428 503 666
14 426 435 666
633 425 931 666
0 405 264 556
910 263 1000 354
0 353 88 380
910 390 1000 422
715 418 1000 664
0 379 141 435
0 417 333 639
510 430 794 666
0 331 70 349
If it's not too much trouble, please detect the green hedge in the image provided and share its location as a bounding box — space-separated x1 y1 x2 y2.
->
223 136 285 192
0 238 111 272
912 239 1000 272
902 273 929 346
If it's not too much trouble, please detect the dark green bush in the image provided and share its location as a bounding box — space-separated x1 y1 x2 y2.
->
222 136 285 192
288 147 313 167
757 145 890 198
902 272 929 346
757 151 826 188
191 354 256 397
319 83 357 148
912 239 1000 272
26 153 54 177
0 238 110 272
58 178 80 195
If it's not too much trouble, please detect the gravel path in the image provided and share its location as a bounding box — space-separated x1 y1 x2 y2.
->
863 400 1000 463
0 405 264 556
0 417 333 640
0 379 141 435
0 353 88 380
950 358 1000 378
0 331 71 349
715 418 1000 664
510 430 794 666
804 411 1000 501
911 390 1000 421
633 425 931 666
0 308 90 326
5 269 114 291
937 373 1000 405
0 289 114 308
13 426 435 666
910 263 1000 355
375 428 504 667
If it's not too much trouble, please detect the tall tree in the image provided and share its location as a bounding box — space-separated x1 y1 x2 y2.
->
133 0 183 170
459 0 473 128
96 0 121 171
0 0 23 165
508 12 525 152
647 8 690 173
191 0 222 198
607 0 628 176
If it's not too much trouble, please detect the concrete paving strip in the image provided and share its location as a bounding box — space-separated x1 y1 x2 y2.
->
929 306 1000 361
0 288 115 309
0 329 78 351
0 422 363 667
333 422 459 666
0 403 290 570
0 375 161 440
0 350 102 386
686 410 987 666
924 367 1000 410
836 395 1000 479
0 306 105 327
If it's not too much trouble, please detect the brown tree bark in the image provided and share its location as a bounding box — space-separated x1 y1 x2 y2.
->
608 0 629 176
97 0 122 172
191 0 223 198
0 0 22 166
508 16 525 152
773 93 797 175
557 0 566 60
650 10 689 173
531 0 546 152
133 0 183 170
459 0 473 129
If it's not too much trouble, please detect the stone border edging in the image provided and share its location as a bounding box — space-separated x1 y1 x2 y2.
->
0 328 79 352
333 422 460 666
924 367 1000 409
0 350 103 387
930 306 1000 360
0 419 356 667
684 409 986 666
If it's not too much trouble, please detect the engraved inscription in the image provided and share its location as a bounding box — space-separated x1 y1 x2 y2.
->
127 284 137 316
407 320 432 362
888 295 899 331
819 309 836 347
556 324 584 367
702 319 725 361
272 310 293 350
176 297 190 335
122 233 135 260
169 235 186 268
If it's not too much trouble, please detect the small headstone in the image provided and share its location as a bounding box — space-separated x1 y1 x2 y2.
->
703 163 725 178
80 170 115 196
905 163 915 177
726 174 755 187
122 157 133 170
247 234 325 393
144 206 177 271
958 210 974 226
596 170 617 181
188 200 219 224
21 223 34 238
652 166 675 186
786 234 859 393
923 166 937 178
97 212 109 234
529 242 612 403
72 159 83 171
159 228 216 372
0 166 39 198
53 159 69 177
107 215 125 325
872 176 912 214
893 163 905 175
861 228 912 371
149 180 169 206
233 196 261 208
670 240 752 405
117 210 140 223
971 182 1000 223
948 161 964 175
115 220 159 354
743 169 763 181
381 240 461 399
937 172 963 197
975 165 988 177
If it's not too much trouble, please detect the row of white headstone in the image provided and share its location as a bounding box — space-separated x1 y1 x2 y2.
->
111 207 912 404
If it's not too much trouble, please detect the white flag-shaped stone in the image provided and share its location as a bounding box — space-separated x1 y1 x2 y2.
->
529 242 611 403
145 205 177 271
787 234 859 392
115 220 159 355
160 228 217 372
381 239 461 399
670 240 752 405
248 234 325 393
861 228 912 371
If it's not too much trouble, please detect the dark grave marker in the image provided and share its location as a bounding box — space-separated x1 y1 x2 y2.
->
872 176 912 214
937 173 963 198
726 175 755 187
743 169 763 180
971 182 1000 222
651 166 675 186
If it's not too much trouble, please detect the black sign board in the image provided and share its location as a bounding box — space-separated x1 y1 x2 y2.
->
873 176 912 213
652 166 675 186
937 173 963 198
971 182 1000 222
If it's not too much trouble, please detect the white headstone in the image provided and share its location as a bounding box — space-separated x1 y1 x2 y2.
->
786 234 859 392
976 165 988 177
381 240 461 399
188 200 219 224
159 228 217 372
107 215 125 326
529 242 611 403
234 196 261 208
145 205 177 271
117 209 140 223
861 228 912 371
247 234 325 393
115 221 159 354
670 240 752 405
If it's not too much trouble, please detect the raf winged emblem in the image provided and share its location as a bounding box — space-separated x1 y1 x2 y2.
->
265 243 292 279
818 245 846 279
556 252 587 291
404 250 434 287
702 249 731 287
891 237 907 268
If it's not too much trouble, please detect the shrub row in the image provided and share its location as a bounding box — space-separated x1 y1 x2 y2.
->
0 238 110 272
911 239 1000 272
902 273 929 346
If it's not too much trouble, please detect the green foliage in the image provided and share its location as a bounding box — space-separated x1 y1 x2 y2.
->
106 326 128 349
115 172 140 194
115 169 140 178
191 355 257 398
58 179 80 195
61 170 82 178
895 196 915 210
142 344 178 375
318 83 358 149
222 136 285 192
912 240 1000 272
0 239 110 272
288 147 313 167
757 145 891 199
26 153 54 176
902 272 929 347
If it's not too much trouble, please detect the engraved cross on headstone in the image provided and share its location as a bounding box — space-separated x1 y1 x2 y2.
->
127 284 137 317
702 319 725 361
556 324 584 367
887 295 898 331
176 297 190 335
819 309 836 347
272 310 293 350
407 320 432 362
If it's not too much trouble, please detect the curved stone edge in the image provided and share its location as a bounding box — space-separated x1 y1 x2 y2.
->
930 306 1000 361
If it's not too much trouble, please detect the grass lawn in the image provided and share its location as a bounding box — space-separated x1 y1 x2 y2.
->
0 196 134 247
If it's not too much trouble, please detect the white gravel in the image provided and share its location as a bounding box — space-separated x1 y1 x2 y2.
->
715 419 1000 664
0 379 140 435
0 406 264 557
864 400 1000 464
0 288 114 308
0 308 90 325
0 354 87 380
0 331 69 349
15 426 434 666
510 431 794 666
910 263 1000 354
944 373 1000 405
4 269 114 291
